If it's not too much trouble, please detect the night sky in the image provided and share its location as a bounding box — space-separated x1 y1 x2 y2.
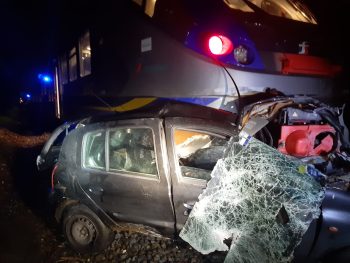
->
0 0 57 106
0 0 349 108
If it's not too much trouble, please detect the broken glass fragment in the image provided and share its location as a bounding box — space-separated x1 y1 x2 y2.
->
180 137 325 263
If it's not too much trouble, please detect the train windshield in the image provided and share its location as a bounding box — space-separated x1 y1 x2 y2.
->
224 0 317 24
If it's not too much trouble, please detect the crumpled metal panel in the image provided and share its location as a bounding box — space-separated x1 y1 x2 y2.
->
180 137 325 263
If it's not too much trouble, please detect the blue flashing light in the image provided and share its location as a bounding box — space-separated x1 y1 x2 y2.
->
25 93 31 99
38 73 53 83
43 76 51 82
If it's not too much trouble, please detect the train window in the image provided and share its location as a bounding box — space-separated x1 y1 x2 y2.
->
59 54 68 85
69 47 78 81
224 0 254 12
248 0 316 24
79 31 92 77
131 0 157 18
132 0 143 6
259 0 316 24
224 0 316 24
145 0 157 17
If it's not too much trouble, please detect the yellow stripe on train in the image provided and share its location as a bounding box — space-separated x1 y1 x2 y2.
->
93 97 157 112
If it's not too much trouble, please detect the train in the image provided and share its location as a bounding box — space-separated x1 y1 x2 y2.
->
52 0 341 119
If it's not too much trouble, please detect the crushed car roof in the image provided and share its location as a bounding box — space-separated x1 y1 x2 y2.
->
81 99 237 125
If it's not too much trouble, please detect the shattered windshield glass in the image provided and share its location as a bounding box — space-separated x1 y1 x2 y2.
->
180 137 325 262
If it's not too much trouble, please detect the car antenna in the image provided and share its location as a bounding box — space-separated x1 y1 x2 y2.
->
214 59 242 126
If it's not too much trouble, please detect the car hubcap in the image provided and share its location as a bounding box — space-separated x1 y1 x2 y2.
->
71 216 96 245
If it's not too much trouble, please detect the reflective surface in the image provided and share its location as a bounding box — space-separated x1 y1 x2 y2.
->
224 0 317 24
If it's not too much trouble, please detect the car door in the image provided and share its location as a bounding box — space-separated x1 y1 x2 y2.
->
165 117 234 233
79 118 174 234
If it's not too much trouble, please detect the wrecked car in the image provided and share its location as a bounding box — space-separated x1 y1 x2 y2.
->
37 101 350 262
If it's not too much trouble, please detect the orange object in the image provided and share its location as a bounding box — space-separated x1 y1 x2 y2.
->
281 53 342 77
278 125 336 157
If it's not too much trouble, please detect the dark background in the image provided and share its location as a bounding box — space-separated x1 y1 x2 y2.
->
305 0 350 101
0 0 349 113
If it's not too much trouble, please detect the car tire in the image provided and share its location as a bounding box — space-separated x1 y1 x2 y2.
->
62 204 114 253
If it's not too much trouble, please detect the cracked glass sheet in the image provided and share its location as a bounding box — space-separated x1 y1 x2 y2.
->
180 137 325 263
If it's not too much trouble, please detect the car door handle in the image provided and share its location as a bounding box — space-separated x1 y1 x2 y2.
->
183 202 195 216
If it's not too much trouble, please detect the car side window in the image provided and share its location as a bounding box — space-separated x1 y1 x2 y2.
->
109 128 158 176
84 131 106 169
173 129 228 181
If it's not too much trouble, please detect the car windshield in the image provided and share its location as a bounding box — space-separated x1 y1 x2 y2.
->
180 136 325 262
223 0 317 24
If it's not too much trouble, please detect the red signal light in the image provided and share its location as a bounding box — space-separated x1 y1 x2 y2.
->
208 35 233 55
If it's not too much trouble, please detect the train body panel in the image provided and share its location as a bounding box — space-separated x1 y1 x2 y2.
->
53 0 338 119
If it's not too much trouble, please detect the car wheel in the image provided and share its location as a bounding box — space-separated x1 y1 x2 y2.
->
62 205 114 253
